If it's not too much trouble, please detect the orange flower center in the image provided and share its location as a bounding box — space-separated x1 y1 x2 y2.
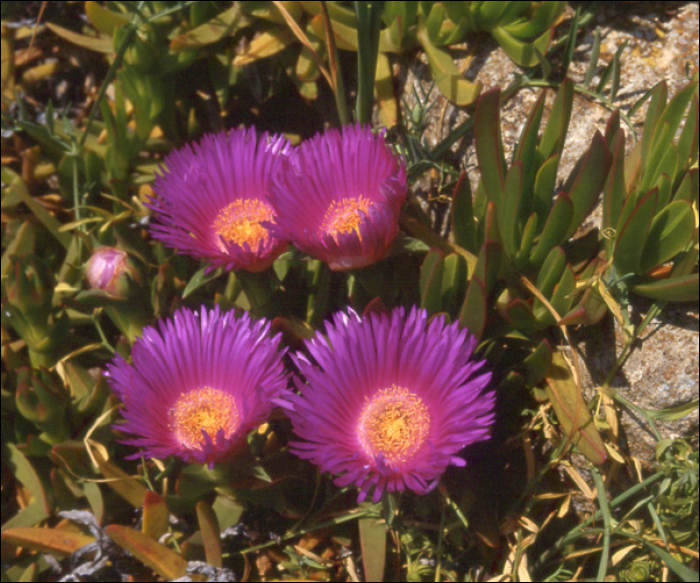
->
212 199 274 252
170 387 240 450
321 196 373 242
358 385 430 467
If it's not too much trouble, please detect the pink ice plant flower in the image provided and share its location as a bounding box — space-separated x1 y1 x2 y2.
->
280 307 495 503
105 306 288 466
148 128 292 273
268 124 407 271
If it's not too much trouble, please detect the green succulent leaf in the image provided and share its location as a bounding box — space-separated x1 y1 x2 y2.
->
416 28 482 105
459 276 487 340
643 82 698 192
85 1 130 35
504 298 538 336
640 201 695 273
441 253 468 314
632 273 699 302
532 153 560 225
535 246 566 300
505 1 565 40
475 88 506 204
499 162 525 259
359 517 387 582
420 248 445 314
614 187 659 275
490 25 552 68
602 130 627 254
522 339 553 387
529 193 573 267
562 131 611 240
451 171 477 252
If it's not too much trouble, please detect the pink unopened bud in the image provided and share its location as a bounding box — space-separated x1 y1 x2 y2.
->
85 247 138 297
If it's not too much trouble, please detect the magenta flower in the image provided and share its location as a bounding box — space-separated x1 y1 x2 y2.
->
281 307 495 503
148 128 292 273
105 306 288 466
269 124 407 271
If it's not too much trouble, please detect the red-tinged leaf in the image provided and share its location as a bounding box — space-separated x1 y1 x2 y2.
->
545 352 607 465
93 449 147 508
539 78 573 162
563 131 611 240
614 187 659 275
604 109 621 146
451 171 477 252
530 193 574 266
559 286 607 326
7 444 51 514
142 490 169 541
359 518 386 582
474 241 502 295
475 88 506 204
459 277 487 340
484 201 501 246
632 273 699 302
51 441 93 477
197 501 222 568
362 296 388 317
1 527 95 556
105 525 188 580
640 200 695 273
420 249 445 314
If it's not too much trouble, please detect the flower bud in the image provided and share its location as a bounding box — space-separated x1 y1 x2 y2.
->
85 247 139 297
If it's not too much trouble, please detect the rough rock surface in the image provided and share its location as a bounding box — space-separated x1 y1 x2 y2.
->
392 2 699 463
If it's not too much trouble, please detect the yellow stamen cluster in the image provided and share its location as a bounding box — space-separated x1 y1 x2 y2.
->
358 385 430 466
212 199 274 252
170 387 239 450
321 196 373 242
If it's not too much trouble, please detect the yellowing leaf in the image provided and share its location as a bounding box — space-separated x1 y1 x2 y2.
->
545 352 607 465
233 29 295 66
46 22 113 54
105 525 187 580
1 527 95 556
